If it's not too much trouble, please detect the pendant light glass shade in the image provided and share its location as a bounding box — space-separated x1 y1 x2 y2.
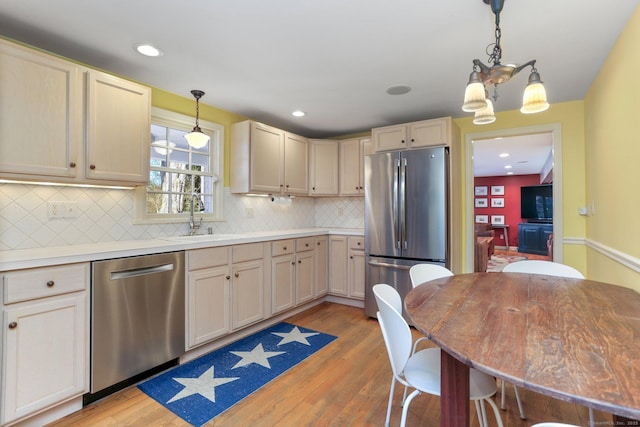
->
185 90 211 148
462 71 488 112
184 129 210 148
520 71 549 114
473 98 496 125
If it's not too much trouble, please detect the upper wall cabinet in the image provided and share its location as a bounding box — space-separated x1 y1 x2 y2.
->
230 120 308 196
372 117 452 152
0 38 150 186
339 137 372 196
308 139 339 196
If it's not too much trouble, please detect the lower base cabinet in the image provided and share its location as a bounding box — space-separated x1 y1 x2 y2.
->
329 236 365 299
1 263 89 425
271 238 316 315
517 223 553 255
186 243 266 350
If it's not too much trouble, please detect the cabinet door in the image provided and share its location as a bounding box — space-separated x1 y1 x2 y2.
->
2 293 87 424
283 132 308 195
296 251 315 305
86 70 150 183
0 40 81 179
250 122 284 193
309 139 339 196
329 236 348 296
315 237 329 296
359 138 373 190
232 259 264 330
187 266 230 348
339 138 362 195
271 255 295 314
372 124 407 152
348 250 366 299
409 118 449 148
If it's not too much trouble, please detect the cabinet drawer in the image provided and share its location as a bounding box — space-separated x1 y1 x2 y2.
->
349 236 365 250
296 237 315 252
188 247 229 271
233 243 264 263
272 239 294 256
3 263 89 304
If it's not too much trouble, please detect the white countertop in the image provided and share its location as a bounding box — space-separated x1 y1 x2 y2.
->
0 228 364 271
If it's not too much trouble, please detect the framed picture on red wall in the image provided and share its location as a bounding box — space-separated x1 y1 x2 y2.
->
491 215 505 225
491 185 505 195
491 198 505 208
475 186 488 196
475 215 489 223
475 198 488 208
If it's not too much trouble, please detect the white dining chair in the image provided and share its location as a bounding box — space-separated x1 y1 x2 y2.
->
373 284 504 427
502 260 592 427
409 264 526 420
531 423 580 427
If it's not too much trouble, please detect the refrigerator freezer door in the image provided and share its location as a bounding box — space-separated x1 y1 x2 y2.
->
401 147 448 261
364 256 445 320
364 152 401 258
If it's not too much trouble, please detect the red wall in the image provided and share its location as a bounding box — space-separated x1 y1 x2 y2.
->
474 175 542 247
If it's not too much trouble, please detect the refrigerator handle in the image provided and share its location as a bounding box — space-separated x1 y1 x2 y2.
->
400 157 407 250
394 158 400 250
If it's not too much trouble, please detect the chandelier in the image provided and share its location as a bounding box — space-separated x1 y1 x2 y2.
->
462 0 549 124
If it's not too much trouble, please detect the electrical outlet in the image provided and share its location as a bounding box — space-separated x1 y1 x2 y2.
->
338 208 344 216
47 201 79 218
246 207 254 218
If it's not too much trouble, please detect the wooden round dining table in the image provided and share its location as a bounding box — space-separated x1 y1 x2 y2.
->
404 272 640 427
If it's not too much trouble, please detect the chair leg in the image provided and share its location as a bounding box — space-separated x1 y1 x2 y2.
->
500 380 506 410
589 407 595 427
400 390 421 427
385 376 396 427
513 385 526 419
483 397 505 427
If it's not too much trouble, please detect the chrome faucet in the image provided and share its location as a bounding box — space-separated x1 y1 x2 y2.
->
189 193 203 235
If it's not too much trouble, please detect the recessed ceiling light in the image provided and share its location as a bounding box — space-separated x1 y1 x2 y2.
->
292 110 306 117
507 171 514 175
504 165 512 169
499 153 510 158
386 85 412 95
135 44 164 57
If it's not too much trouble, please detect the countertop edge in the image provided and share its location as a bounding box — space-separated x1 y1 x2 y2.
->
0 228 364 271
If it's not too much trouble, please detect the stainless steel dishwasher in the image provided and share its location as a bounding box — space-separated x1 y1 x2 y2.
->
89 251 185 399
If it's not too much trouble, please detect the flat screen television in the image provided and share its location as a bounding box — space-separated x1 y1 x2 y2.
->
520 184 553 223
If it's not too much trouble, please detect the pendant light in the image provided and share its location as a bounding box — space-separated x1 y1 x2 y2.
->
462 0 549 123
184 90 210 148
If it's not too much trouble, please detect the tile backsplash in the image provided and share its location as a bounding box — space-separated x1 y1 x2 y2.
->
0 184 364 250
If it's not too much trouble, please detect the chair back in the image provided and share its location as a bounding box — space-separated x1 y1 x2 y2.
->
503 260 584 279
373 284 413 378
409 264 453 288
373 282 403 313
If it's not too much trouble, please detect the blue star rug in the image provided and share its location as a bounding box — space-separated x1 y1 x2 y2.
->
138 322 337 426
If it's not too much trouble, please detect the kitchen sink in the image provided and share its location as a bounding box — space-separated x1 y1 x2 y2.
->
162 234 238 242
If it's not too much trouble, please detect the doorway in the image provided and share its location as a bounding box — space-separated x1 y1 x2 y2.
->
464 124 563 272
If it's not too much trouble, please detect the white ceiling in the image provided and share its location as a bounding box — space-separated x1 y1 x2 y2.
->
0 0 637 176
472 133 553 177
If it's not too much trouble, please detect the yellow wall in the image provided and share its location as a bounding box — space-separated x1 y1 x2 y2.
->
453 100 587 272
151 87 248 186
583 7 640 291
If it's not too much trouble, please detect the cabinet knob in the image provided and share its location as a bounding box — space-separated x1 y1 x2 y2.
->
312 187 316 190
411 138 415 142
350 255 354 259
69 162 76 168
298 260 302 264
286 184 290 188
401 139 405 143
317 242 321 246
291 261 296 265
305 243 309 247
359 186 363 190
46 280 55 287
90 164 96 170
357 242 361 246
283 246 287 250
234 272 239 278
226 275 231 280
8 322 17 329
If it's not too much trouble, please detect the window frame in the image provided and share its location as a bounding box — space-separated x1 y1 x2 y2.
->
134 107 225 224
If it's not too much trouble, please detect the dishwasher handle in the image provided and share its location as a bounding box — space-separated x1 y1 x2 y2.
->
110 263 175 280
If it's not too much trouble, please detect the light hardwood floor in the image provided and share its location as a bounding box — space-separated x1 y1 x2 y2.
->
50 302 601 426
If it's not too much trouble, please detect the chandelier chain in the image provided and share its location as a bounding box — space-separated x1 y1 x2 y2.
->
488 13 502 66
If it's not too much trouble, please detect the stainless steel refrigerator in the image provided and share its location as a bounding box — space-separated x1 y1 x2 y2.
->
364 146 449 318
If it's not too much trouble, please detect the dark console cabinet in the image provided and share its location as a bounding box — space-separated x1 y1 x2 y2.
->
518 223 553 255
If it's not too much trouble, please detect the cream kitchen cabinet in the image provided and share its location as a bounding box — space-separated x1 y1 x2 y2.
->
0 38 150 186
339 137 372 196
372 117 452 152
1 263 89 426
230 120 308 196
315 236 329 296
271 237 316 315
186 243 266 349
308 139 339 196
328 235 365 299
